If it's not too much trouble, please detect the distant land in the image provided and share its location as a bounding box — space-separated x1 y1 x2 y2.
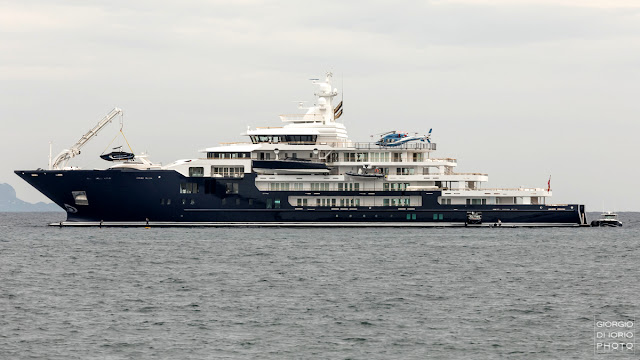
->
0 183 62 212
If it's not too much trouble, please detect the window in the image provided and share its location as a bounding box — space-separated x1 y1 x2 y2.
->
235 199 240 206
248 199 254 205
297 199 302 206
343 153 356 162
383 199 389 206
303 199 308 206
189 167 204 177
225 183 239 194
72 191 88 205
356 153 368 162
266 199 273 209
275 199 281 209
180 183 199 194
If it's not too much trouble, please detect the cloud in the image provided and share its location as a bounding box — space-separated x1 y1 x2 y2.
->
1 0 639 209
437 0 640 8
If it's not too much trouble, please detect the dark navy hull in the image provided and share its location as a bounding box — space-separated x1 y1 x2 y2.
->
15 169 586 226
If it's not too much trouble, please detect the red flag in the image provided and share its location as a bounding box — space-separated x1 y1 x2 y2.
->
547 176 551 192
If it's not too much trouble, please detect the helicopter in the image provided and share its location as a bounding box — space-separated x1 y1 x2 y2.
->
374 128 432 147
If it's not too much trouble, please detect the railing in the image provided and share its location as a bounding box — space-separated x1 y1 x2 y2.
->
255 186 549 193
444 188 548 192
449 172 488 176
210 140 439 152
345 142 437 150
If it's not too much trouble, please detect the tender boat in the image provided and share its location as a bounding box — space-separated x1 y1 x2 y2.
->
100 151 136 161
590 212 623 227
345 171 385 178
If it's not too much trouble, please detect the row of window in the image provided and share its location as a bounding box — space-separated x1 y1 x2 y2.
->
340 152 426 163
161 198 195 205
250 135 317 144
337 183 360 191
270 182 304 191
311 182 330 191
204 151 429 162
180 181 239 194
265 182 412 191
212 167 244 178
189 166 245 178
180 182 199 194
191 165 424 178
383 183 410 191
221 198 253 206
383 198 412 206
206 152 251 159
294 198 412 207
297 198 362 207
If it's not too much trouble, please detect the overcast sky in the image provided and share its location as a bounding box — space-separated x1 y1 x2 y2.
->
2 0 639 210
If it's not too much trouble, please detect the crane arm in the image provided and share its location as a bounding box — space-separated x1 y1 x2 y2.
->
51 107 123 170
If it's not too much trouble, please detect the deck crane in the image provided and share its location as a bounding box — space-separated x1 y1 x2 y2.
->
50 107 123 170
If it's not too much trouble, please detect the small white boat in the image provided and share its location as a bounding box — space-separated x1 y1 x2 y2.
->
590 212 623 227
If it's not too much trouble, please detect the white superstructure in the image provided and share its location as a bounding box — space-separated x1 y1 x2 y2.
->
154 72 550 208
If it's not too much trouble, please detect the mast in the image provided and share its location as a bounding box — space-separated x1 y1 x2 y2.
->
312 72 338 124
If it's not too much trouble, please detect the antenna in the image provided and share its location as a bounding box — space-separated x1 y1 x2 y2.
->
48 142 53 170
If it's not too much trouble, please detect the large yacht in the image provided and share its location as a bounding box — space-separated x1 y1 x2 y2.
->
16 73 587 226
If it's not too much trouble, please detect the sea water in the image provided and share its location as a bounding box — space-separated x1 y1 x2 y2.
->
1 212 638 359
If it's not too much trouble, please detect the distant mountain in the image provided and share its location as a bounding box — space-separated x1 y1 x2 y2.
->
0 183 62 212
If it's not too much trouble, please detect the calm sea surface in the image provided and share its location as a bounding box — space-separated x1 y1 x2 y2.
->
1 212 638 359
